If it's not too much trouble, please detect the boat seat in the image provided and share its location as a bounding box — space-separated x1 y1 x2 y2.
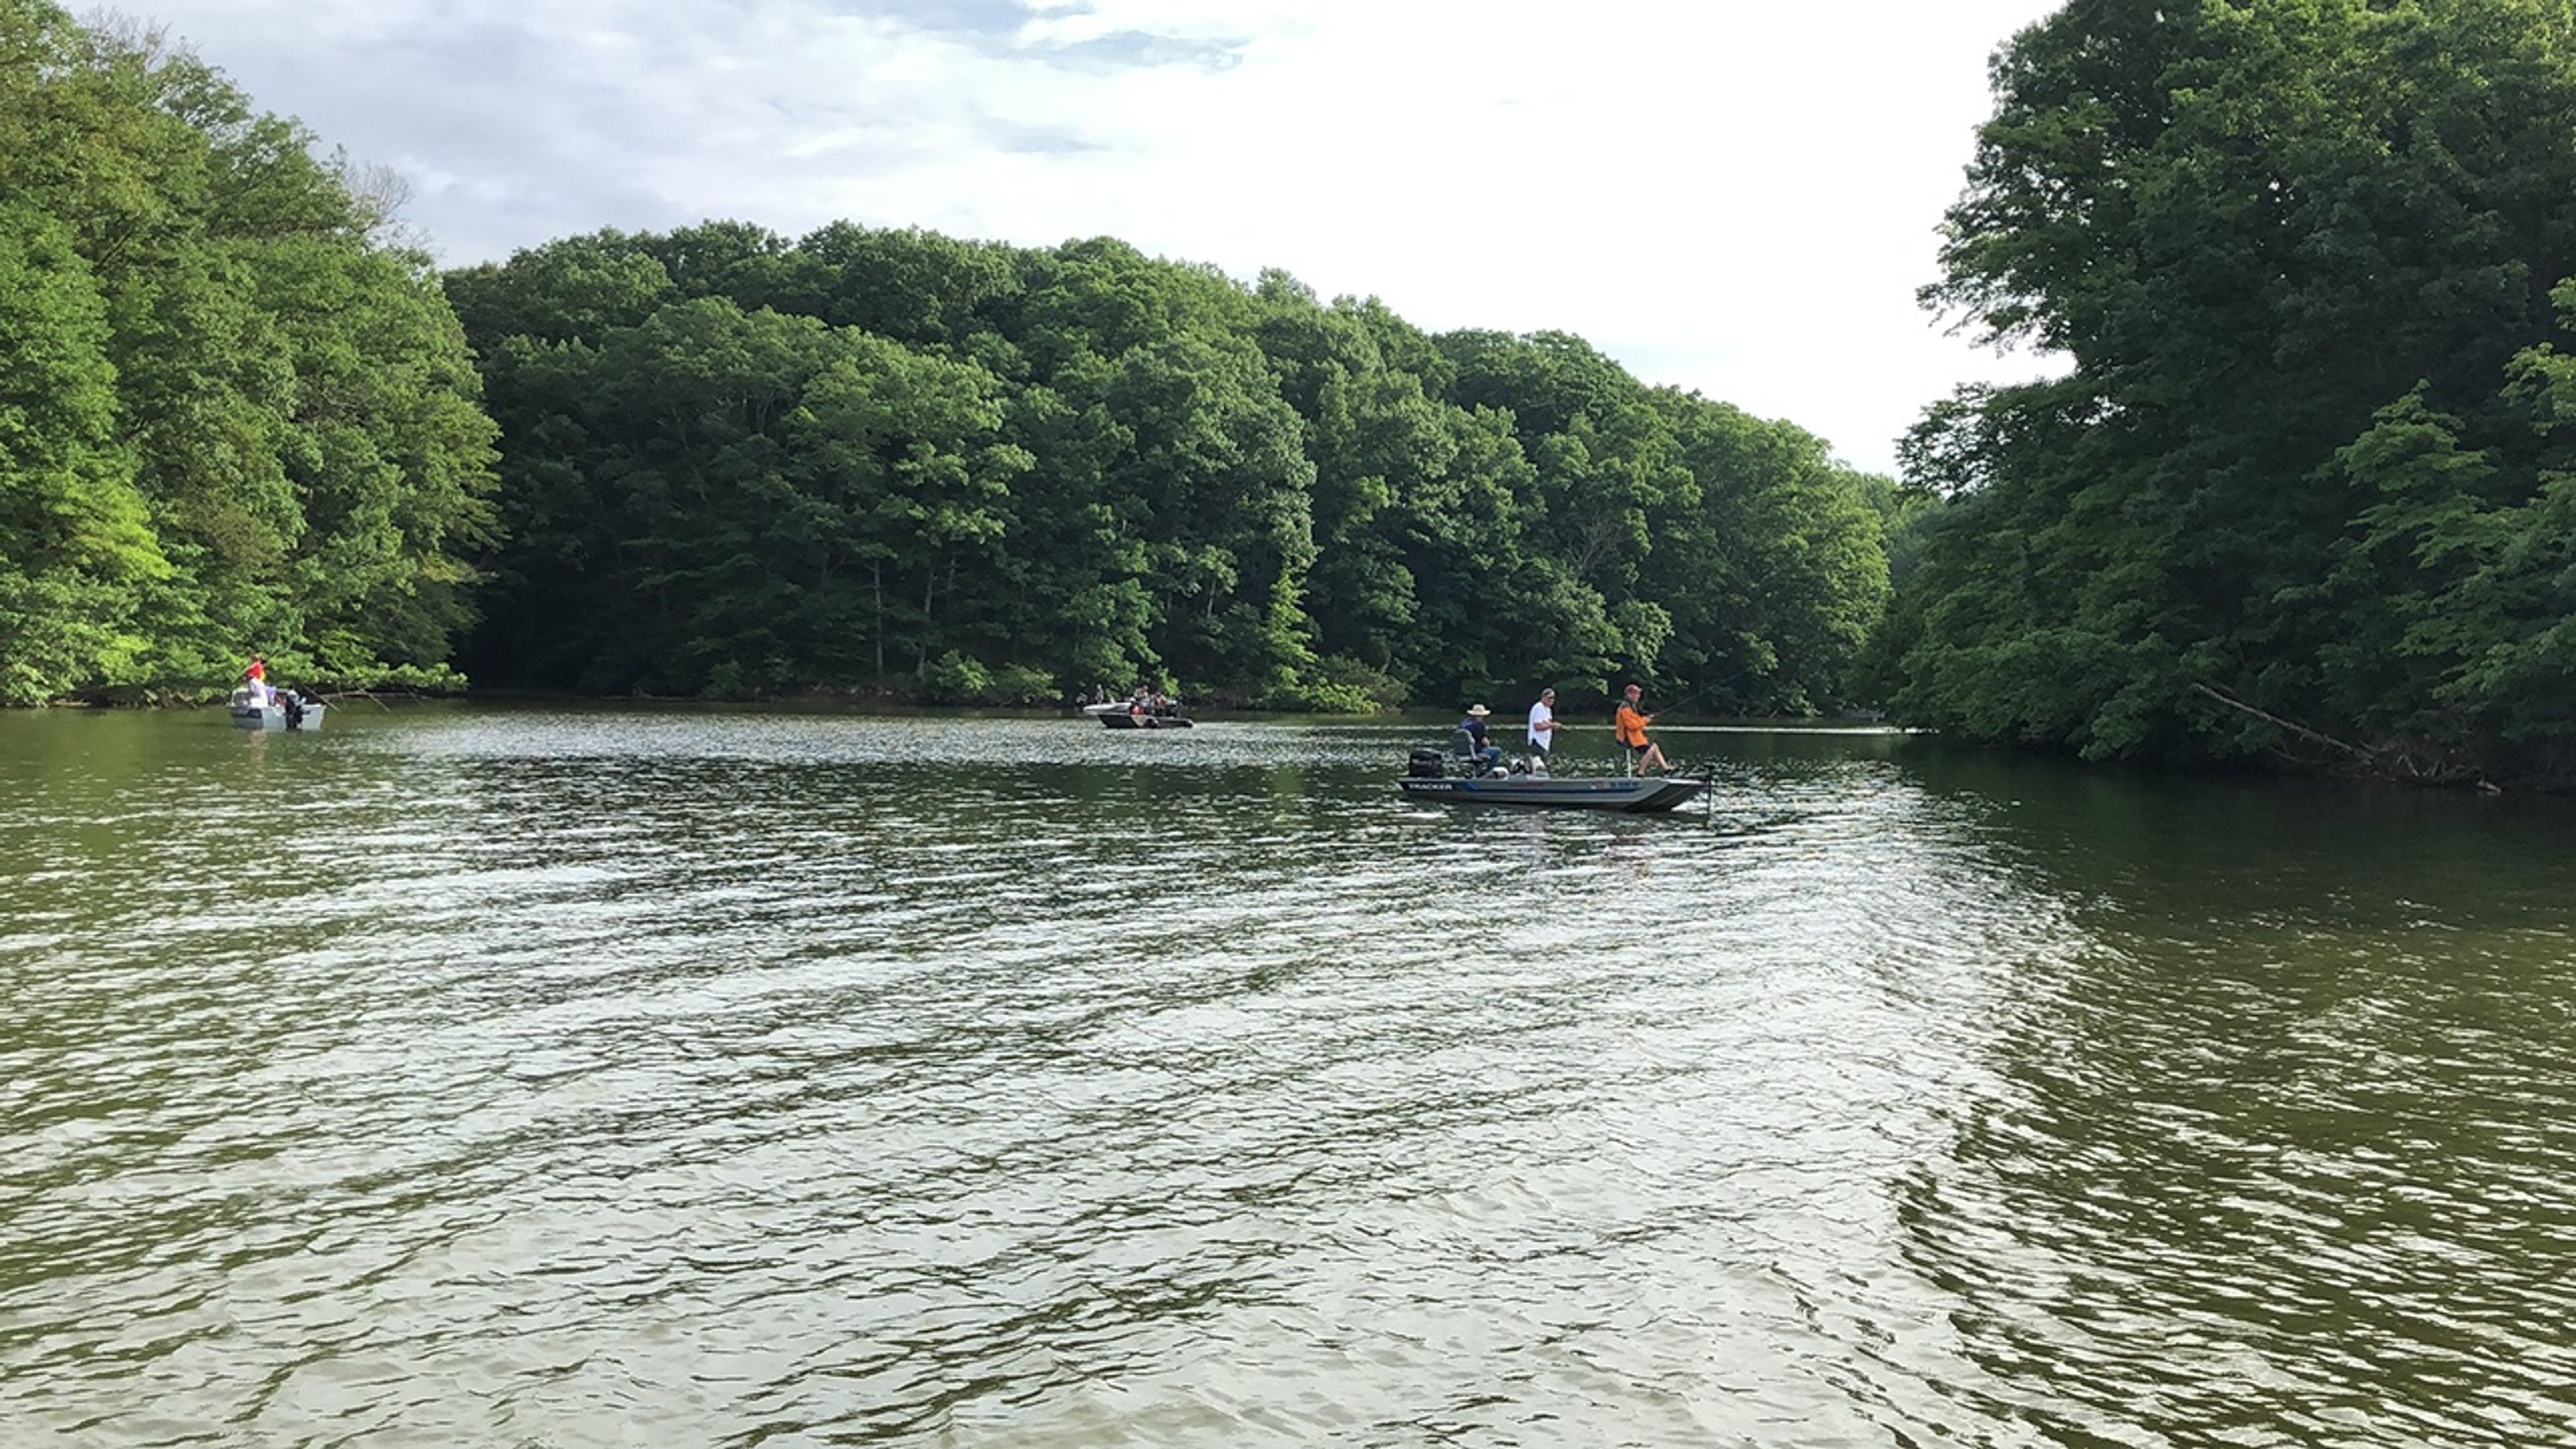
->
1454 727 1505 776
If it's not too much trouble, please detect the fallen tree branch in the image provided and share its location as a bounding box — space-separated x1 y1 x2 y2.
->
2190 682 2375 759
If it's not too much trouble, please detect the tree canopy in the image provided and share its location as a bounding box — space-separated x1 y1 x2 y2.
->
450 226 1897 712
1 0 1898 720
1889 0 2576 786
0 0 497 703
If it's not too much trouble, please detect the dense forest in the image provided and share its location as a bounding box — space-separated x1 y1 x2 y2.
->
1885 0 2576 787
13 0 2576 786
443 227 1894 710
0 0 496 706
2 0 1889 717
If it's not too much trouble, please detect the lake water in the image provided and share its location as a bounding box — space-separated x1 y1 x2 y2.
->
3 706 2571 1448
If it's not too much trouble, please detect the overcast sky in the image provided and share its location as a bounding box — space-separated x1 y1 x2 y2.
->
121 0 2065 475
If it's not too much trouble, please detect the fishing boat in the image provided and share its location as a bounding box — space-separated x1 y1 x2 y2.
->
1084 698 1193 729
229 687 325 732
1397 748 1705 812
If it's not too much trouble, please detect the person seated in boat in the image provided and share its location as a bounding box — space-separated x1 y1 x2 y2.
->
1456 704 1503 772
1614 683 1670 775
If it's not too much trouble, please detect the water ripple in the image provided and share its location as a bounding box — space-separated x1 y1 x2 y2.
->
3 708 2573 1446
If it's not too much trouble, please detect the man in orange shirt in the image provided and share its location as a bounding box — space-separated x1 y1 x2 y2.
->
1613 683 1669 775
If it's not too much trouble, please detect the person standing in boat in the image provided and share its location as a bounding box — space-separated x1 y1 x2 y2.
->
1525 688 1558 777
1614 683 1669 775
241 653 270 706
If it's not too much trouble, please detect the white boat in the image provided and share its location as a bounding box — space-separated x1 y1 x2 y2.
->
229 687 325 732
1083 698 1192 729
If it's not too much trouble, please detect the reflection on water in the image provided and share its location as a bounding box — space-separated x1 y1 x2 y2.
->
1 707 2571 1446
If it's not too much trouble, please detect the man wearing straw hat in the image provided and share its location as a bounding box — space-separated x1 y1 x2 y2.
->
1456 702 1503 772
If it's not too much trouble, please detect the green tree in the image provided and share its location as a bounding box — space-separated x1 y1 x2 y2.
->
1646 394 1890 714
0 1 497 698
455 220 1898 716
790 329 1028 682
0 201 164 701
443 231 675 347
1896 0 2576 779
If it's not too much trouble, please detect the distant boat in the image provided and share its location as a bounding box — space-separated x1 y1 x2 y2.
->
1097 708 1192 729
229 688 325 732
1397 748 1705 812
1084 699 1193 729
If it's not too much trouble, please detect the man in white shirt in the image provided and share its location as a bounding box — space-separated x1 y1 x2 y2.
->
1525 687 1557 776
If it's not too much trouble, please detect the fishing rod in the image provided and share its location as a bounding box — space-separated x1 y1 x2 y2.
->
1536 665 1756 731
1595 666 1762 785
1627 663 1762 718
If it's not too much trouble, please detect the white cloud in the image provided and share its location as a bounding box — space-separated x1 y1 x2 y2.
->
130 0 2066 472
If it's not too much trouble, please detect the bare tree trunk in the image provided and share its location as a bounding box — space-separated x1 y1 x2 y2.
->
918 560 937 679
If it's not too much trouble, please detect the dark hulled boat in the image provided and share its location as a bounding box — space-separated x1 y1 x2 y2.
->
1397 746 1706 812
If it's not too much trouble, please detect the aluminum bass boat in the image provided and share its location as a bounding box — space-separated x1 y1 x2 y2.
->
1398 740 1707 811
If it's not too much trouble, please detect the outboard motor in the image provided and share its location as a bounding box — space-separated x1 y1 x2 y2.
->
1406 748 1448 779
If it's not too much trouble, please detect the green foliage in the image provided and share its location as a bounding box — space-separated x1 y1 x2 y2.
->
0 199 164 702
0 0 496 701
1293 655 1411 713
1893 0 2576 781
0 4 1919 719
443 232 675 346
0 3 1898 719
920 649 990 702
455 221 1895 713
